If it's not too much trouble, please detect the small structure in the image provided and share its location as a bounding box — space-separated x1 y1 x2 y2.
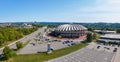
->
47 43 52 54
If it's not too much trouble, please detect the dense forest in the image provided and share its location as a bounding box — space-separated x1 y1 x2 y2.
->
78 23 120 33
6 22 120 29
39 22 120 28
77 23 120 28
0 27 38 46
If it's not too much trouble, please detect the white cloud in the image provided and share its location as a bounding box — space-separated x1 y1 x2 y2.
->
71 0 120 23
80 0 120 12
35 0 120 23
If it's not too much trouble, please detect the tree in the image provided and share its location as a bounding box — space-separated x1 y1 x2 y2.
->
44 28 47 32
92 33 100 42
116 29 120 33
58 35 62 39
92 33 99 40
16 41 23 50
3 46 14 60
87 33 93 42
0 34 4 46
38 32 41 36
88 28 94 31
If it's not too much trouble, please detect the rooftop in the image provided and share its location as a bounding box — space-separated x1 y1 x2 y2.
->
55 24 87 31
100 34 120 39
94 30 116 32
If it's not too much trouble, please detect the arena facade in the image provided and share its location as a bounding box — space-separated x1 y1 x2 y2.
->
49 24 87 38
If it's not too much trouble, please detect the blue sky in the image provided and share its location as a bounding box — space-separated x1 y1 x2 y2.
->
0 0 120 23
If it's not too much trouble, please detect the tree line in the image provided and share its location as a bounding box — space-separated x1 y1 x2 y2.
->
0 27 38 46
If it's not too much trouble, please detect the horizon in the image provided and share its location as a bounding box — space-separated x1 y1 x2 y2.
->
0 21 120 24
0 0 120 23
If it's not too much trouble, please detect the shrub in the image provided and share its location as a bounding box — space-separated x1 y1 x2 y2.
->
3 46 16 60
16 41 23 50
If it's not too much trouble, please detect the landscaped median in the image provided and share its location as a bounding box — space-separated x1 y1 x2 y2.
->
11 43 88 62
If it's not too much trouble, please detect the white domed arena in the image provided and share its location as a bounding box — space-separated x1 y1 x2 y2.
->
49 24 87 38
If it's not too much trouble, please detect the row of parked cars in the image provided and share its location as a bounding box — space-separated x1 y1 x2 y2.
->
62 41 78 46
97 46 118 52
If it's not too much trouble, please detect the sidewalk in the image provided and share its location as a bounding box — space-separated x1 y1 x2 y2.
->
113 47 120 62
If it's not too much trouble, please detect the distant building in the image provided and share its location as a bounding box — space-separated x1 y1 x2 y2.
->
98 34 120 43
94 30 116 34
0 23 12 27
20 23 33 28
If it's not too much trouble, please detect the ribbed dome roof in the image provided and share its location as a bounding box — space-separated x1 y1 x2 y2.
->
55 24 87 31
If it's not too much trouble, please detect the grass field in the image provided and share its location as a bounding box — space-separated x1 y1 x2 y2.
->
2 43 88 62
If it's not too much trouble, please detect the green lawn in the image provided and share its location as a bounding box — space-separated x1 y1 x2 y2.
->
11 43 87 62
